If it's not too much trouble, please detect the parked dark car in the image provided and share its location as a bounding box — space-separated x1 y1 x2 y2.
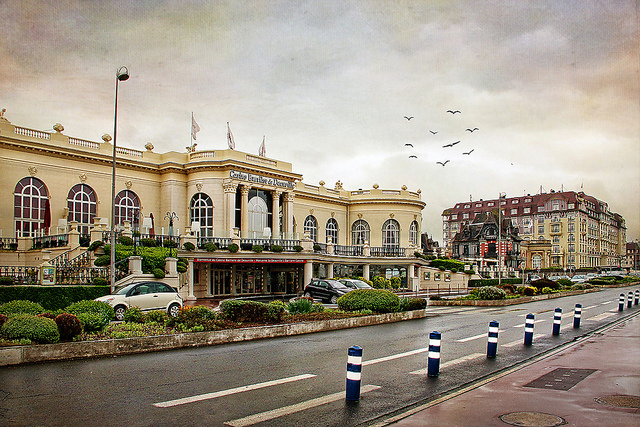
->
339 278 373 290
303 278 352 304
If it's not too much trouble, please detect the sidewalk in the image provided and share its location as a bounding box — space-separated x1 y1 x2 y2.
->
384 312 640 427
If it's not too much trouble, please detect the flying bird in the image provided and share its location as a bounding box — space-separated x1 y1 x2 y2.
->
465 128 479 132
463 149 475 155
446 110 461 114
442 141 461 148
409 155 417 158
436 160 450 166
404 116 414 121
429 130 438 134
405 143 413 147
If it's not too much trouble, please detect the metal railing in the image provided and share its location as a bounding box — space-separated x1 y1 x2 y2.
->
370 246 406 257
198 237 232 250
0 266 38 285
334 245 364 256
32 234 69 249
0 237 18 251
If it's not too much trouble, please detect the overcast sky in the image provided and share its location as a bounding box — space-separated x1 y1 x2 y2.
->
2 0 639 241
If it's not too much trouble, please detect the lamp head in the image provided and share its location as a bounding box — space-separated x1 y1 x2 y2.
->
116 66 130 81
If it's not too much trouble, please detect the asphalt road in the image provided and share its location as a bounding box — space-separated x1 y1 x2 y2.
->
0 285 638 427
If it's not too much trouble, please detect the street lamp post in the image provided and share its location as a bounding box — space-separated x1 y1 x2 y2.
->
110 66 129 293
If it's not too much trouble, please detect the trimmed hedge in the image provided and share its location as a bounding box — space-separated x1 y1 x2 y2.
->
476 286 507 300
468 278 523 287
337 289 400 313
0 300 46 316
398 297 427 311
219 300 284 323
1 314 60 343
0 286 110 311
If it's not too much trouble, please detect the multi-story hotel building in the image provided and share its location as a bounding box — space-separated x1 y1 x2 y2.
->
442 191 626 270
0 111 469 301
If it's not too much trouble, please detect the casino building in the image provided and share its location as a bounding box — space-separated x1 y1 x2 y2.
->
0 111 468 301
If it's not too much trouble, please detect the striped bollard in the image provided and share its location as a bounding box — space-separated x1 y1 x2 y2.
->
346 346 363 401
427 331 441 377
573 304 582 328
628 292 633 309
635 290 639 305
524 313 535 346
552 308 562 336
618 294 625 311
486 320 499 359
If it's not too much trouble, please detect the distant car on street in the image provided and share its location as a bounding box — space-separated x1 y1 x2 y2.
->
95 281 183 321
303 278 352 304
570 275 588 283
338 278 373 290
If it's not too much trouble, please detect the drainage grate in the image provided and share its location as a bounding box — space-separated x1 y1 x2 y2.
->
524 368 597 391
595 395 640 408
500 411 565 427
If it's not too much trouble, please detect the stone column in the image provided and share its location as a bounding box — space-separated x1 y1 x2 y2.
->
304 260 313 289
272 190 282 239
327 263 334 279
362 264 370 281
223 183 237 238
240 185 250 238
283 192 295 239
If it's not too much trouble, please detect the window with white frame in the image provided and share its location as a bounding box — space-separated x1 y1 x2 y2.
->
382 219 400 247
351 220 370 245
114 190 140 229
14 176 49 237
532 254 542 269
303 215 318 242
409 220 419 245
67 183 97 236
325 218 338 243
190 193 214 237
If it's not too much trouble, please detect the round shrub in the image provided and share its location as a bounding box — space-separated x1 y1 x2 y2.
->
252 245 264 253
228 243 239 253
123 306 145 323
140 238 157 247
153 268 166 279
523 286 537 296
1 314 60 343
204 242 218 252
0 300 46 317
287 298 314 314
55 313 83 341
87 241 104 252
271 245 283 253
94 254 110 267
557 278 572 288
65 300 114 331
337 289 400 313
531 278 560 291
118 235 134 246
183 242 195 251
145 310 169 325
163 239 178 248
293 245 303 252
476 286 507 300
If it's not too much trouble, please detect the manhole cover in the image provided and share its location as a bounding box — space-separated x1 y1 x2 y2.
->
595 395 640 408
523 368 596 391
500 411 565 427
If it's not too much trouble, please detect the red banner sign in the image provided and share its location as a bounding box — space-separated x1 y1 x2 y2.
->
194 258 306 264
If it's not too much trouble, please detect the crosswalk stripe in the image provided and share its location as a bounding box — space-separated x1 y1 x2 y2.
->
362 348 428 366
456 333 486 343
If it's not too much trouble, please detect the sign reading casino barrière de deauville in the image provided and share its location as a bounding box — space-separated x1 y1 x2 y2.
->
230 170 295 189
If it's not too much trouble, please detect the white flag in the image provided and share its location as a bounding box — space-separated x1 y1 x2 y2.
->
227 122 235 149
259 135 266 157
191 114 200 140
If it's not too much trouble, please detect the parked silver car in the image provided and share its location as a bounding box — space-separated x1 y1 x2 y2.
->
95 281 183 321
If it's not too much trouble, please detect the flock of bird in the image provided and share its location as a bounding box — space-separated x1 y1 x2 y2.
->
404 110 478 167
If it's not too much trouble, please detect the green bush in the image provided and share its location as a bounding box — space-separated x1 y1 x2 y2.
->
287 298 314 314
55 313 83 341
65 300 114 331
123 306 145 323
140 238 157 247
166 305 219 330
311 302 325 312
228 243 239 253
337 289 400 313
530 278 560 291
0 277 15 286
293 245 303 252
153 268 166 279
430 259 466 271
1 314 60 343
468 278 523 287
252 245 264 253
92 277 109 286
0 300 46 317
87 241 104 252
371 276 390 289
389 277 401 290
557 278 572 287
118 235 134 246
0 286 110 311
476 286 507 300
523 286 537 296
271 245 283 253
516 286 526 294
204 242 218 252
398 297 427 311
145 310 169 325
571 283 586 290
183 242 195 251
541 287 554 294
163 239 178 248
177 258 188 273
219 300 279 323
94 254 110 267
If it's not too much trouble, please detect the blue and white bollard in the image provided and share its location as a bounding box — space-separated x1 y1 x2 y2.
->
552 308 562 336
635 290 639 306
487 320 499 359
427 331 441 377
346 345 363 401
573 304 582 328
524 313 535 346
628 292 633 309
619 294 625 312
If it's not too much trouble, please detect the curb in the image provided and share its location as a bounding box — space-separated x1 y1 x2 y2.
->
0 310 426 366
428 288 600 306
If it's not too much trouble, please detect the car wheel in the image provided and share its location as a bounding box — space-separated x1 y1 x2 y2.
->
304 292 313 298
168 303 181 318
114 305 127 321
330 296 338 304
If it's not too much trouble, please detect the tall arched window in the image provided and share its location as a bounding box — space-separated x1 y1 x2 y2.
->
409 220 419 246
303 215 317 242
14 177 49 237
532 254 542 269
382 219 400 247
114 190 140 229
326 218 338 244
248 196 269 238
67 184 97 236
351 220 370 245
190 193 213 237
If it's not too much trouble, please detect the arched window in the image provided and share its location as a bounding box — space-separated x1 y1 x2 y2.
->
532 254 542 269
114 190 140 229
67 184 97 236
190 193 213 237
382 219 400 247
303 215 317 242
14 177 49 237
409 220 419 245
248 196 269 238
351 220 370 245
326 218 338 244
